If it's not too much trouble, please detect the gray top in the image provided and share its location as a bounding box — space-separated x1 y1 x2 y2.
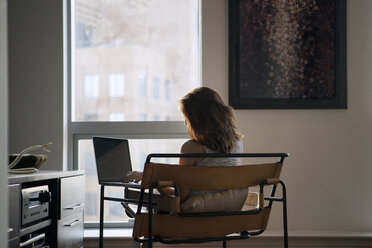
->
197 139 243 166
189 140 243 197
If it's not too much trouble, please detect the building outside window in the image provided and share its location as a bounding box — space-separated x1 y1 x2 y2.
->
139 113 147 121
165 79 171 101
138 74 147 98
109 112 125 121
76 22 92 48
84 74 99 98
153 77 159 99
71 0 200 227
109 73 125 98
84 113 98 121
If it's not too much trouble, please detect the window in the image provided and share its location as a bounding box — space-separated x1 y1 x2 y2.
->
85 192 98 216
165 80 171 101
83 153 96 176
108 192 125 217
84 113 98 121
76 22 92 48
139 113 147 121
109 73 125 97
138 74 147 98
71 0 200 227
153 77 159 99
84 74 99 98
109 112 125 121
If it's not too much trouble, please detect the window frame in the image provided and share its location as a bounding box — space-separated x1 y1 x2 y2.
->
67 0 202 228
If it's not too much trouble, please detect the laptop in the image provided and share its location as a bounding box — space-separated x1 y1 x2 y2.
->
93 136 141 188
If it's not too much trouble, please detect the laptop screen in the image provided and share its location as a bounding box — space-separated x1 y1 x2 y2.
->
93 137 132 184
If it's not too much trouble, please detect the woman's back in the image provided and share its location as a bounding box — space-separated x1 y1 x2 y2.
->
197 139 243 167
180 140 248 213
188 140 244 198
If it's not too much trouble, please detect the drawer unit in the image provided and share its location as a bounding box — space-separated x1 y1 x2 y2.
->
59 174 85 248
8 237 19 248
8 171 85 248
58 211 84 248
60 175 85 219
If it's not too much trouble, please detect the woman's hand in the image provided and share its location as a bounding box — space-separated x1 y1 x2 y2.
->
122 171 143 183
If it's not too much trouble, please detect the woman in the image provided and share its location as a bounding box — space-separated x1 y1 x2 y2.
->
123 87 247 211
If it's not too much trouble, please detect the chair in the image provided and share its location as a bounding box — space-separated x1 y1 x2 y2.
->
124 153 289 248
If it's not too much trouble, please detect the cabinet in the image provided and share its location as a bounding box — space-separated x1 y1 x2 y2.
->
58 176 85 247
8 171 85 248
8 184 20 247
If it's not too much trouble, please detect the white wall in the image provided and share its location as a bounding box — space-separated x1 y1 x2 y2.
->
0 0 8 246
8 0 67 171
202 0 372 234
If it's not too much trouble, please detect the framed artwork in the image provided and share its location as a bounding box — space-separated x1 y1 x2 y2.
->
229 0 347 109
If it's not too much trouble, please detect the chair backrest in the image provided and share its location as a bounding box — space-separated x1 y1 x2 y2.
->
141 162 283 190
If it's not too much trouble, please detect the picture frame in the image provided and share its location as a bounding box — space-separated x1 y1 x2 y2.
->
229 0 347 109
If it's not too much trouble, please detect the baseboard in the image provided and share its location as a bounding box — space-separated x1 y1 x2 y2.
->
84 232 372 248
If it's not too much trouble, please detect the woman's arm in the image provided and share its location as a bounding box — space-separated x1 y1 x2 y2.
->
158 140 205 202
122 171 143 183
178 140 205 202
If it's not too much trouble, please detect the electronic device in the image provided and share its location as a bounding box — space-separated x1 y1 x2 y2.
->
21 185 51 226
93 136 136 186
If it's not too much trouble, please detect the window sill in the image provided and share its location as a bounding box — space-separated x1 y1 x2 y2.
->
84 227 133 239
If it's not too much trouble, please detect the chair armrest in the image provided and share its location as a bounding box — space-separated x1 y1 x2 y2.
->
244 192 265 210
244 192 259 207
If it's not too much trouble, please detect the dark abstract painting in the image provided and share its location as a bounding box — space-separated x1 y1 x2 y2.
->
229 0 346 109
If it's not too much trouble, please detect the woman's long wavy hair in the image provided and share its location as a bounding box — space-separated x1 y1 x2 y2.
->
179 87 242 153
